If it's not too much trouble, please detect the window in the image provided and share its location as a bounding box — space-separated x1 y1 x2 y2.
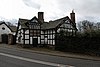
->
30 30 40 36
31 19 38 23
65 20 69 23
2 27 5 30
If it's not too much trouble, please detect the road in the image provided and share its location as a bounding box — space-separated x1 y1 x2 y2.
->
0 45 100 67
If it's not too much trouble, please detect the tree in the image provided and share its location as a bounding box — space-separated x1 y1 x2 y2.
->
77 20 96 37
96 22 100 30
6 22 14 26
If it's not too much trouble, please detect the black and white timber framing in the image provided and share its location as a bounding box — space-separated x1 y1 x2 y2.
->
16 11 77 47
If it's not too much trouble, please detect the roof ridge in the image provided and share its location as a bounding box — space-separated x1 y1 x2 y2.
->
50 16 69 22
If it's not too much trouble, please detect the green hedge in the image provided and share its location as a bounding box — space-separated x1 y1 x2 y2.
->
55 36 100 55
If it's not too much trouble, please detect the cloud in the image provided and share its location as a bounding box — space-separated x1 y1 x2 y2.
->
22 0 41 9
75 0 100 16
0 0 100 22
57 0 100 15
0 16 18 24
56 0 100 22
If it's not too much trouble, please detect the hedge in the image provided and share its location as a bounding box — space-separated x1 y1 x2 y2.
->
55 36 100 55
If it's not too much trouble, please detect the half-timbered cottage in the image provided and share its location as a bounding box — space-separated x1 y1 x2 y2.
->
16 11 77 47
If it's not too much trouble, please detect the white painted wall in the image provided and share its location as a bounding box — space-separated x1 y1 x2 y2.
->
0 24 12 42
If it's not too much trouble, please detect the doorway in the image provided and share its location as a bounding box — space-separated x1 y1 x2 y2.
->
32 38 38 47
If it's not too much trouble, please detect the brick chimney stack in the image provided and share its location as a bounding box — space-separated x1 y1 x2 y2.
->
38 12 44 23
70 10 75 23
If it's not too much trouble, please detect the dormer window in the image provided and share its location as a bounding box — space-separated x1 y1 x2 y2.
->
65 20 70 24
2 27 5 30
31 19 38 23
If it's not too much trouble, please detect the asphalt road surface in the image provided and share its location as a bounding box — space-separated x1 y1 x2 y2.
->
0 45 100 67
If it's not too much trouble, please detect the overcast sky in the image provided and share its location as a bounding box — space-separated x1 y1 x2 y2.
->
0 0 100 23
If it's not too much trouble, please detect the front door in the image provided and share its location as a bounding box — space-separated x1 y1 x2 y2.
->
32 38 38 47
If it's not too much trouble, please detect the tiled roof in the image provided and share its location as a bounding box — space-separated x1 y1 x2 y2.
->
0 22 5 25
41 16 77 30
18 16 77 30
32 16 70 29
18 18 29 28
9 26 17 32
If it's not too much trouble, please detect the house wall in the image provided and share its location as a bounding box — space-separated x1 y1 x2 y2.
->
0 24 12 42
16 28 41 45
16 29 23 44
16 28 56 46
17 24 76 46
41 30 55 45
57 21 76 36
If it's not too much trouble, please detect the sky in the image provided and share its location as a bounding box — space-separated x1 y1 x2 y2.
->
0 0 100 23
